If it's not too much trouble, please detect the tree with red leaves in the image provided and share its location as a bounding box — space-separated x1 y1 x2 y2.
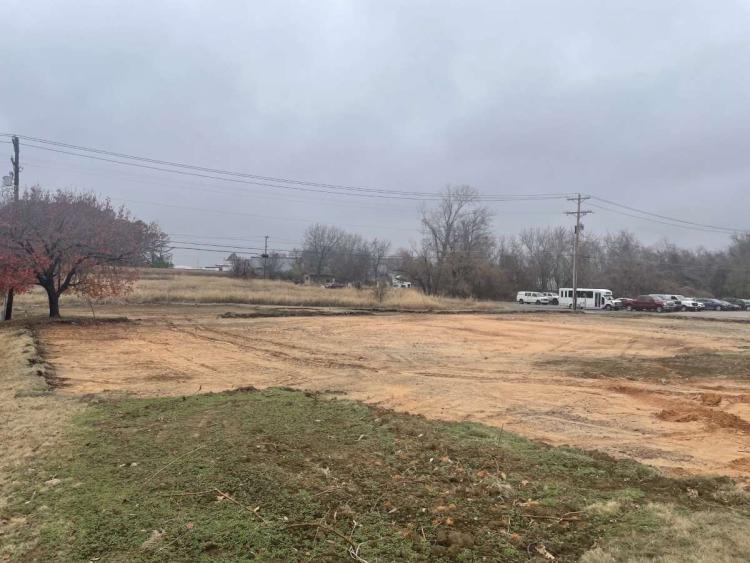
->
0 252 35 295
0 188 165 318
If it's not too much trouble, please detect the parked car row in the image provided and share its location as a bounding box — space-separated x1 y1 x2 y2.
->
614 294 748 312
516 290 750 312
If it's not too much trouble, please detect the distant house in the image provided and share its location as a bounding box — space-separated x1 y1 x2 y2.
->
203 262 231 272
391 273 412 288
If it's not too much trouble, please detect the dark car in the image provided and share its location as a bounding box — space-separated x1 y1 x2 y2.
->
719 300 741 311
722 298 750 311
614 297 634 310
628 295 672 312
696 298 738 311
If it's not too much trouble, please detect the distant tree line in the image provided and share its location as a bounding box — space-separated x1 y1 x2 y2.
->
398 186 750 299
295 224 391 284
267 186 749 299
227 224 392 284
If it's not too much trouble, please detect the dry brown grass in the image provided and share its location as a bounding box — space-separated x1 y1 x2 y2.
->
15 269 501 311
0 328 81 558
580 500 750 563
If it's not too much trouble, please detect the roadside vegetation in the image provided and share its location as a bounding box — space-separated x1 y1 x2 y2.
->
14 269 500 313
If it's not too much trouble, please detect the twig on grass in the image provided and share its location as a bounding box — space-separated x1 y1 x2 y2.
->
313 485 344 497
348 543 370 563
143 444 207 484
285 522 358 549
214 489 268 523
505 510 582 523
157 489 214 497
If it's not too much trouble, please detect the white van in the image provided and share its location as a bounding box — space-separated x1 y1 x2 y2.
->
557 288 614 310
516 291 550 305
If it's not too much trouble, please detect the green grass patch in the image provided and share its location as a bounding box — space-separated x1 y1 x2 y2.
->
4 388 749 561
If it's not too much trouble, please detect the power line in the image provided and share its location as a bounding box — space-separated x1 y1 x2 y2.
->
107 196 422 233
3 133 573 202
21 143 441 201
588 201 741 235
169 246 263 257
169 240 293 253
166 232 301 245
4 133 433 196
8 133 745 237
22 158 426 213
26 155 574 217
590 196 748 234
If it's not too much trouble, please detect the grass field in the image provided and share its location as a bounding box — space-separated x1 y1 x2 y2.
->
14 268 498 313
5 273 750 561
4 376 749 561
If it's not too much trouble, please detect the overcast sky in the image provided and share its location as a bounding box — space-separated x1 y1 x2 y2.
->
2 0 749 265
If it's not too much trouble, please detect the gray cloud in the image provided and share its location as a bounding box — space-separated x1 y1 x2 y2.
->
2 0 749 265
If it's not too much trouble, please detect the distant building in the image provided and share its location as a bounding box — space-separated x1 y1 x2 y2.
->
391 273 412 288
202 262 231 272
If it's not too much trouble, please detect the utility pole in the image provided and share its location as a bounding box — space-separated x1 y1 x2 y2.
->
2 136 20 322
565 193 592 311
262 235 269 279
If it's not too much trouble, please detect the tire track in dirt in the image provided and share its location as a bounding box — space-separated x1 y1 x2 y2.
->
169 324 378 372
37 313 750 480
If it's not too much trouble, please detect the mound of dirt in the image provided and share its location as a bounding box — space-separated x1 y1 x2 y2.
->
657 409 701 423
728 457 750 471
656 408 750 432
699 393 722 406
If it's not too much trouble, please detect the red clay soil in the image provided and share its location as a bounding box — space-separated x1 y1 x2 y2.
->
38 313 750 481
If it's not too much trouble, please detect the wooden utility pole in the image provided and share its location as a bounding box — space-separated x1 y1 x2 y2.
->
2 136 20 321
565 194 592 311
262 235 269 279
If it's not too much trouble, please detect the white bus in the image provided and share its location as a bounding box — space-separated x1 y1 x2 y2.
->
557 288 614 310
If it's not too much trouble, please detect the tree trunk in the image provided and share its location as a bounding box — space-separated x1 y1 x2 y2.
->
45 286 61 318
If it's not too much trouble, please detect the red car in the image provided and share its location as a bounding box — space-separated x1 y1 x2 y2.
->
628 295 669 312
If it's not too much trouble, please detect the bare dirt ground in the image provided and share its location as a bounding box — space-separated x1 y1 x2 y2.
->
37 311 750 481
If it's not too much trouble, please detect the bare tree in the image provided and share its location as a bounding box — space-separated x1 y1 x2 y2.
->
299 224 392 284
146 224 173 268
227 253 253 278
404 186 496 296
367 238 391 282
301 223 346 277
264 252 285 279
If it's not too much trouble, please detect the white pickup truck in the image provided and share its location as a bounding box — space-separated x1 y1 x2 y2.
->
516 291 550 305
663 295 704 311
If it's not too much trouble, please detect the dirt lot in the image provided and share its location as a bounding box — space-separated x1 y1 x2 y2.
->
38 311 750 481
